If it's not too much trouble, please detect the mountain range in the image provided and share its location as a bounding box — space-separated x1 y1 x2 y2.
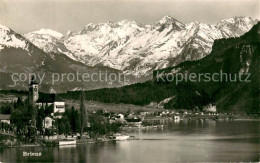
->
59 22 259 113
24 16 258 77
0 25 123 92
0 16 258 92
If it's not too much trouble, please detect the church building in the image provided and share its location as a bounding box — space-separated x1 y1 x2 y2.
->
29 79 65 119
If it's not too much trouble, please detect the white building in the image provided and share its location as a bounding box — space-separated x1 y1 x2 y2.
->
29 80 65 118
43 116 53 129
53 101 66 114
0 114 10 124
117 114 124 119
35 93 65 118
203 103 217 112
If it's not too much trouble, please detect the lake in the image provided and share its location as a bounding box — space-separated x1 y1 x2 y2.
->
0 120 259 162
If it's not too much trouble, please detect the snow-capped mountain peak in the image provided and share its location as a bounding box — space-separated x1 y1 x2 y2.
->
156 15 183 26
64 30 75 38
216 16 258 35
155 15 185 31
219 16 254 24
24 29 65 53
28 28 63 39
157 15 179 24
20 16 258 78
0 25 28 50
118 19 136 24
0 24 10 31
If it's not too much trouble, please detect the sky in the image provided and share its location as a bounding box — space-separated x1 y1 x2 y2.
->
1 0 259 34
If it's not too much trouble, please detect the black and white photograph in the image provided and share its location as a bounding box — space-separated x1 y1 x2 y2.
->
0 0 259 162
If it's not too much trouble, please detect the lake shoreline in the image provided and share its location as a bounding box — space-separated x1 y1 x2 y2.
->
1 120 259 162
1 117 259 149
0 135 137 149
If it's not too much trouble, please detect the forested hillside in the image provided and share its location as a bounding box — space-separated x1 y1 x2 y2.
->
59 22 259 113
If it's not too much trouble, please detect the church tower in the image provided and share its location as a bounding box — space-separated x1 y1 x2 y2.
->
29 77 39 106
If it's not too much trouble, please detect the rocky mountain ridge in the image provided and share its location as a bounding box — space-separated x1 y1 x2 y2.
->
24 16 258 77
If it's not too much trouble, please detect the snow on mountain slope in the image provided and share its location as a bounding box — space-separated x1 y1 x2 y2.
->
216 16 257 36
62 20 146 66
29 28 63 39
0 25 125 92
24 29 79 61
0 24 28 50
24 29 63 53
23 16 258 78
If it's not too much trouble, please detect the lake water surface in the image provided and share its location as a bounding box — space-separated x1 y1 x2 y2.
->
0 120 259 162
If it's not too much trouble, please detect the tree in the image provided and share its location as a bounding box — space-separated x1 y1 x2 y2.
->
0 105 11 114
44 104 54 117
58 122 65 135
16 96 23 108
36 107 45 134
88 115 108 137
64 121 70 136
108 122 122 134
11 109 29 135
9 96 38 142
70 107 80 133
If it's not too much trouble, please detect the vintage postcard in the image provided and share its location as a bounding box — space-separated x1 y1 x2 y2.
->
0 0 259 162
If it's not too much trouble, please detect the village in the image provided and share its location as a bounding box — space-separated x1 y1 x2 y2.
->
0 79 235 148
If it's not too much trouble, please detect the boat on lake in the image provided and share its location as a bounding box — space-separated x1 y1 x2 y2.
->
59 138 76 146
112 134 130 141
